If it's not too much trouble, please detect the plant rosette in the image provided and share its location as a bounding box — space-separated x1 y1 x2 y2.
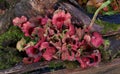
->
13 9 104 69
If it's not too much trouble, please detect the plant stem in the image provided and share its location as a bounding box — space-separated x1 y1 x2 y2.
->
89 0 113 29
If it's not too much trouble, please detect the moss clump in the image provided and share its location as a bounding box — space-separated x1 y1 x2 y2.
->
0 26 24 48
63 61 78 69
99 46 111 62
49 61 64 69
0 47 23 69
96 19 120 34
0 26 28 70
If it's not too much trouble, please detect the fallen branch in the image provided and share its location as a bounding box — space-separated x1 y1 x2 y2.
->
0 60 63 74
102 30 120 37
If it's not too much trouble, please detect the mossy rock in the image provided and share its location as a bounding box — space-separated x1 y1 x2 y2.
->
0 26 24 48
0 47 23 70
0 26 26 70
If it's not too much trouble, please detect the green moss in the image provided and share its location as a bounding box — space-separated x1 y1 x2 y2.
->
63 61 78 69
99 45 111 62
96 19 120 34
0 26 28 70
0 26 27 48
0 47 23 70
49 61 64 69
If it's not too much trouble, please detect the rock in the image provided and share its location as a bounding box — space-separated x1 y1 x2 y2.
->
0 0 58 34
15 0 58 18
0 9 14 34
60 3 103 32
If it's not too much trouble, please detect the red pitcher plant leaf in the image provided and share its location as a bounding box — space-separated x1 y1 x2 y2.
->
13 16 27 27
13 9 105 69
91 32 104 48
52 10 71 29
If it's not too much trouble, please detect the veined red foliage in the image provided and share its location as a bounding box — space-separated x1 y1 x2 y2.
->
13 9 104 68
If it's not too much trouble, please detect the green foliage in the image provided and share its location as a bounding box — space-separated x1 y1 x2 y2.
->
96 0 112 12
87 6 119 15
99 38 120 62
0 26 30 48
63 61 78 69
112 50 120 59
49 61 78 70
96 19 120 34
86 6 97 14
0 26 30 70
99 45 111 62
49 61 64 69
0 0 4 2
83 0 87 3
0 47 22 70
102 11 118 15
86 0 117 16
89 0 113 27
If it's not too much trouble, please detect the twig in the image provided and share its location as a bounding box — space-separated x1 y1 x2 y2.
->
102 31 120 37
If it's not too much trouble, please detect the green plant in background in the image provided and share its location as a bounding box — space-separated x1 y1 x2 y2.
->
96 19 120 34
0 0 4 2
88 0 120 35
86 0 119 15
89 0 113 28
86 6 97 14
99 39 111 62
